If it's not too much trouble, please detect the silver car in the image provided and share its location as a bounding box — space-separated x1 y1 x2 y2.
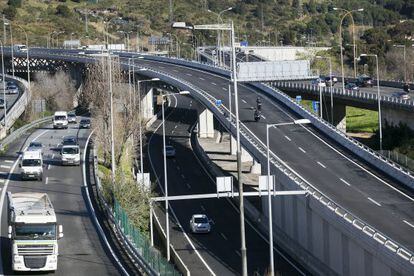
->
190 214 212 234
6 84 19 94
164 145 176 157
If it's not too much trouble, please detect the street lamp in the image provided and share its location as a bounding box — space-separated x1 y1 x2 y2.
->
160 90 190 261
315 55 333 124
167 33 180 58
14 24 30 91
333 7 364 91
0 39 6 128
393 44 407 82
3 20 14 77
208 7 233 67
360 53 382 151
266 119 310 276
105 17 123 49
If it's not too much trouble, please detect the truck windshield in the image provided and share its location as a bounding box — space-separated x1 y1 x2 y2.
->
22 159 41 167
15 224 56 240
62 147 79 154
54 116 66 121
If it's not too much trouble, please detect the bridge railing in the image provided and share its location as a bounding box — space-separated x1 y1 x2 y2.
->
271 81 414 108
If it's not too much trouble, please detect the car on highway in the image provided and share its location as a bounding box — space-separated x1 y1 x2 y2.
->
68 112 77 123
27 141 43 155
0 98 5 109
324 75 338 86
6 83 19 94
189 214 212 233
311 78 326 87
61 145 80 165
164 145 176 157
20 150 43 181
345 82 360 92
62 136 78 146
53 111 68 129
79 118 91 129
356 75 374 87
392 91 410 100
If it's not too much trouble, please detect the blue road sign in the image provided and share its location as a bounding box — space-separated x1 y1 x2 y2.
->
215 99 222 107
240 41 248 47
312 101 319 113
295 95 302 104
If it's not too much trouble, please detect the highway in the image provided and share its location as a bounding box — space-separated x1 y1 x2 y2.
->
125 56 414 254
0 119 121 274
146 93 304 275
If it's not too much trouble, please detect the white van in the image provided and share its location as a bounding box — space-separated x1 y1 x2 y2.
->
20 150 43 181
53 111 68 129
61 145 80 166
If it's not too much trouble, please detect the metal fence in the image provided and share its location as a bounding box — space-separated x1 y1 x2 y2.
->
379 150 414 173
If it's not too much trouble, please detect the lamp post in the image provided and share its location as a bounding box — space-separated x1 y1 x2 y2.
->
107 54 116 181
360 53 382 151
208 7 233 67
316 55 333 124
14 24 30 90
393 44 407 82
168 33 180 58
160 90 190 261
3 20 14 77
266 119 310 276
0 40 5 128
105 17 123 49
334 8 364 91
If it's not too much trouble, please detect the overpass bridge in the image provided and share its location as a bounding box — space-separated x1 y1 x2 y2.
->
4 48 414 275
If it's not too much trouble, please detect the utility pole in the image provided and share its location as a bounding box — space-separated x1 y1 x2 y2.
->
169 0 173 24
85 11 88 33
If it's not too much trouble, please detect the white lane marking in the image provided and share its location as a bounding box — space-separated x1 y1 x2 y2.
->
4 160 13 164
186 183 191 189
147 96 216 275
403 220 414 228
284 136 291 142
176 166 180 171
181 174 185 179
0 179 4 183
368 197 382 207
200 205 206 212
211 82 217 86
235 250 241 257
159 66 165 69
298 147 306 153
199 77 205 81
47 164 50 170
174 125 178 129
0 129 49 274
340 178 351 186
173 69 178 72
52 154 55 159
45 177 49 185
222 87 227 91
220 233 228 241
186 73 192 76
241 99 247 104
317 161 326 169
261 114 266 120
0 165 11 169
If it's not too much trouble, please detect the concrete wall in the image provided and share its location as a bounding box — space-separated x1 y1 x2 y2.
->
323 102 347 133
382 106 414 130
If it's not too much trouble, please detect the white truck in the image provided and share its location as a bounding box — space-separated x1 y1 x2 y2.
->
20 150 43 181
53 111 68 129
61 145 80 166
7 192 63 272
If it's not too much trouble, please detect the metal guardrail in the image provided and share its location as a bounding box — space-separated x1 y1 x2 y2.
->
272 81 414 108
92 145 179 276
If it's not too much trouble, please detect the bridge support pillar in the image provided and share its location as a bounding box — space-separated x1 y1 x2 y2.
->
230 136 254 162
198 109 214 138
142 88 154 120
382 106 414 130
323 103 346 133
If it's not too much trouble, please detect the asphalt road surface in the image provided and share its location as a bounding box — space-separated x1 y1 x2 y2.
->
0 119 120 275
146 93 305 275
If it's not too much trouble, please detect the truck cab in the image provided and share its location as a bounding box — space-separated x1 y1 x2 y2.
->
7 192 63 272
53 111 68 129
20 150 43 181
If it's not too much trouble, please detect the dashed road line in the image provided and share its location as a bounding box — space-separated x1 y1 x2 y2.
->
181 174 186 179
173 69 178 72
47 164 50 170
403 220 414 228
284 136 291 141
176 166 180 171
261 115 266 119
241 99 247 104
368 197 382 207
200 205 206 212
186 73 192 76
298 147 306 153
220 233 228 241
45 177 49 185
211 82 217 86
222 87 227 91
186 183 191 189
235 250 241 257
340 178 351 186
174 125 178 129
317 161 326 169
4 160 13 164
0 165 11 169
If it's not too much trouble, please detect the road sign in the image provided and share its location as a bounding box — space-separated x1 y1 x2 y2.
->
295 95 302 104
259 175 275 192
240 41 248 47
312 101 319 113
216 176 233 195
215 99 222 107
137 172 151 189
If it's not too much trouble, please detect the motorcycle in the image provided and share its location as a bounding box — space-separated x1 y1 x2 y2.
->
254 110 261 122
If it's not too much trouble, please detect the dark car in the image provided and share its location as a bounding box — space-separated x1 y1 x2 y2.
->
62 136 78 146
356 76 374 87
324 75 338 86
79 119 91 129
6 83 19 94
345 82 360 92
